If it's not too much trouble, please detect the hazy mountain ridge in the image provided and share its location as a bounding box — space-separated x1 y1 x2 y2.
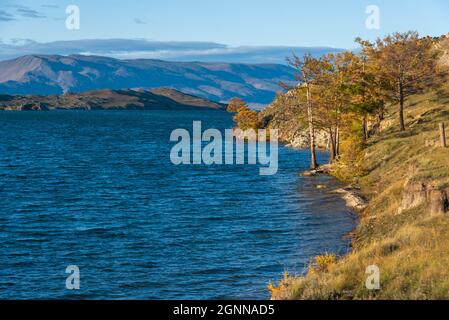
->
0 54 297 105
0 88 226 111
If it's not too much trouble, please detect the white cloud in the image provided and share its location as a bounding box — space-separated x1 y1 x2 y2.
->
0 38 343 63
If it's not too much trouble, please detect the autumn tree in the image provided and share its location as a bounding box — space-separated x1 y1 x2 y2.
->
226 97 248 113
226 97 259 130
313 53 356 163
360 31 441 131
285 54 329 170
344 41 386 142
299 52 357 164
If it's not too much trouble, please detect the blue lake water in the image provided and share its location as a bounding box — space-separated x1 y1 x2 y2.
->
0 110 355 299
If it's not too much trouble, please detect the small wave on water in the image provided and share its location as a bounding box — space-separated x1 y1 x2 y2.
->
0 110 355 299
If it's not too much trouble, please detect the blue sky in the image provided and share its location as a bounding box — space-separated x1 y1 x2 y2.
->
1 0 449 48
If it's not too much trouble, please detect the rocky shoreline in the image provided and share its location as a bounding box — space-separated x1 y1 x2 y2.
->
300 165 368 211
233 122 367 212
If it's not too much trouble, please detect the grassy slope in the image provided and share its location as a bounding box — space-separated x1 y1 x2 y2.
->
271 66 449 300
0 88 225 111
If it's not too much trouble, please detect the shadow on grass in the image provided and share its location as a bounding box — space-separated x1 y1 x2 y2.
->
434 89 449 105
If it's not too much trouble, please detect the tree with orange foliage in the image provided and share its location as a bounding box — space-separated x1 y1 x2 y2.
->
359 31 441 131
226 97 259 131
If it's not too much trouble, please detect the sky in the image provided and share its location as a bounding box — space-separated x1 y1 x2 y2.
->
0 0 448 59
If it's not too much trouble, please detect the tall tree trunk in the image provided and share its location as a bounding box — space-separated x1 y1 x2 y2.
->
335 126 340 156
374 107 384 134
306 84 318 170
399 82 406 131
328 128 336 164
362 116 368 143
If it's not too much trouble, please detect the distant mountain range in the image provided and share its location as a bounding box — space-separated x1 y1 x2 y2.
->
0 54 299 105
0 88 225 111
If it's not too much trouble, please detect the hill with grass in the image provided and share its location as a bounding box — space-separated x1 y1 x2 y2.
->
0 88 225 111
269 34 449 300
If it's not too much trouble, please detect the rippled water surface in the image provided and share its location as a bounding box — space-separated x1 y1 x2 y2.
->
0 110 355 299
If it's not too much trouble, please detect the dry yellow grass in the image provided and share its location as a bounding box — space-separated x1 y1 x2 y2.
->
271 73 449 300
